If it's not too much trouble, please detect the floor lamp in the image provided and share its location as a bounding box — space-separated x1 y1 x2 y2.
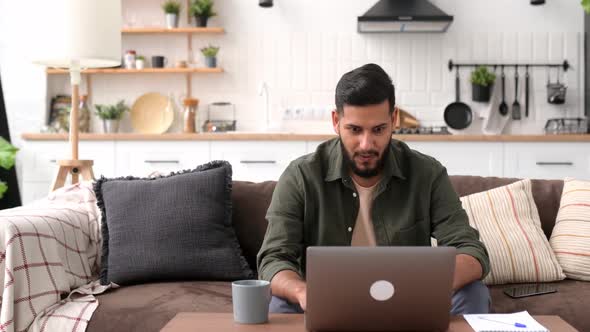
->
32 0 122 191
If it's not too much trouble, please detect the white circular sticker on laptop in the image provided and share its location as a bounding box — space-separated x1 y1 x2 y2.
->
370 280 395 301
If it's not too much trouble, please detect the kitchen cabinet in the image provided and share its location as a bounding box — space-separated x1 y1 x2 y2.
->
114 141 211 177
20 141 115 203
406 142 504 177
309 140 504 177
504 143 590 180
19 137 590 204
210 141 307 182
22 141 116 182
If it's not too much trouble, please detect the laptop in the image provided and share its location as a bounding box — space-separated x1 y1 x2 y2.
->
305 246 456 332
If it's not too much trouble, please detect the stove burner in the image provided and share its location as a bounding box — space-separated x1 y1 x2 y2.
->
393 126 450 135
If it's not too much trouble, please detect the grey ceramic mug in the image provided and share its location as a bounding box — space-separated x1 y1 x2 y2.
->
232 280 271 324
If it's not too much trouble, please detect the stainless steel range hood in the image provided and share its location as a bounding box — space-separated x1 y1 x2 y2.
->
358 0 453 33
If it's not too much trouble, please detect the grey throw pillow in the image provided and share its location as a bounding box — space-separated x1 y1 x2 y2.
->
94 160 254 285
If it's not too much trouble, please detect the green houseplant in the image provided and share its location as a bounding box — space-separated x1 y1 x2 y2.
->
583 0 590 13
135 55 146 69
0 138 18 200
162 0 182 28
201 45 219 68
95 100 129 133
190 0 216 27
470 66 496 102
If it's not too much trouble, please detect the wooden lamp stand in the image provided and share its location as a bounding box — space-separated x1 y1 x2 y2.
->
51 75 95 191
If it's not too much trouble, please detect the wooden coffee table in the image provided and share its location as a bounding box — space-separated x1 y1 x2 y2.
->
160 313 579 332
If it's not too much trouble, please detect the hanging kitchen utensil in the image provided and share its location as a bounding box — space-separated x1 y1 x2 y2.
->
525 66 530 117
443 68 473 130
512 67 521 120
499 66 509 116
547 66 567 104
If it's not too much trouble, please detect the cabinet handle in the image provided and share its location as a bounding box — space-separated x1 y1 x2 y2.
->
239 160 277 164
49 159 57 163
536 161 574 166
144 160 180 164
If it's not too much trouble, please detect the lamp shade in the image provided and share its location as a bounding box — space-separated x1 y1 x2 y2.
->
32 0 122 69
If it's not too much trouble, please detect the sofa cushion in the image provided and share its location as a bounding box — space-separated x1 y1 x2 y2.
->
229 177 565 271
94 161 254 286
460 179 565 285
86 280 590 332
87 281 233 332
550 178 590 281
449 176 563 239
231 181 276 272
489 280 590 332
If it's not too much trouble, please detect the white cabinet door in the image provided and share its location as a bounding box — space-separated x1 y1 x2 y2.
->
504 143 590 180
307 140 327 154
210 141 307 182
115 141 211 177
21 141 116 182
21 182 52 204
406 142 504 177
20 141 115 204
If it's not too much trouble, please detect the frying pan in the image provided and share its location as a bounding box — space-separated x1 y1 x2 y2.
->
444 68 473 130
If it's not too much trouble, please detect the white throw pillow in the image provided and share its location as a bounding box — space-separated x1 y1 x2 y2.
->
460 179 565 285
550 178 590 281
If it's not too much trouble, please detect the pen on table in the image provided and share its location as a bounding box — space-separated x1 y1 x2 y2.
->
477 316 527 328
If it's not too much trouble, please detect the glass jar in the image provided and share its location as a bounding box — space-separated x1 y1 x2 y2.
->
183 98 199 133
124 50 136 69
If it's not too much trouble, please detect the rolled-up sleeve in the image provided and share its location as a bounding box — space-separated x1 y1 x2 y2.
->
257 163 305 282
430 166 491 279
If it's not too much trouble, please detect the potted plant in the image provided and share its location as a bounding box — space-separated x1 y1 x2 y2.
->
189 0 216 27
201 45 219 68
0 137 18 200
470 66 496 102
135 55 146 69
162 0 182 29
95 100 129 133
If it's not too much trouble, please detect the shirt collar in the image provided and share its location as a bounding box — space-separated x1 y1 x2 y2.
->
324 138 406 183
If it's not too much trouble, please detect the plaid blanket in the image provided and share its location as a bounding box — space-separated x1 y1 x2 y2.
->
0 182 111 332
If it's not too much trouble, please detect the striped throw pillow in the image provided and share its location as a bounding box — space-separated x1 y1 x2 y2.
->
460 179 565 285
550 178 590 281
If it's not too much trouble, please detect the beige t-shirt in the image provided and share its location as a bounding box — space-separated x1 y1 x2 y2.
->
350 178 378 247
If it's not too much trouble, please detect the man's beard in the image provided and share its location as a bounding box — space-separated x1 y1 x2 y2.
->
341 139 389 178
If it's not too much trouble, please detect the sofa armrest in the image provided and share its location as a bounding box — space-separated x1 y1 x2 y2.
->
0 181 101 331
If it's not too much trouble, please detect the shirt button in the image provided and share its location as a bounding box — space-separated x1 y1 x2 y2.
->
352 192 357 198
348 227 352 232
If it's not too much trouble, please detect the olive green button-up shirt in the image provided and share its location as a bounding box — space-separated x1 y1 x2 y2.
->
256 138 490 282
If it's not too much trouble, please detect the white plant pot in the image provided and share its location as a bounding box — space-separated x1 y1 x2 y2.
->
102 119 120 133
166 13 179 29
135 59 145 70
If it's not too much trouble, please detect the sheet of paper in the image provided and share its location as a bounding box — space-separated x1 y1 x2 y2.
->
463 311 548 332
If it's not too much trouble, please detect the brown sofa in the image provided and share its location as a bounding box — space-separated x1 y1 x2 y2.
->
87 176 589 332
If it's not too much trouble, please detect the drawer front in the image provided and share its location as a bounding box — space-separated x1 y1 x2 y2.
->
210 141 307 182
406 142 504 177
22 142 115 182
504 143 590 180
115 141 211 177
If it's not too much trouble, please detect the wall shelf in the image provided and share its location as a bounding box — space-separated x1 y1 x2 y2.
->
46 67 223 75
122 27 225 34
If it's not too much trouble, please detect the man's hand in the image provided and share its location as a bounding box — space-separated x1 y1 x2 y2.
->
294 284 307 310
453 254 483 291
270 270 307 310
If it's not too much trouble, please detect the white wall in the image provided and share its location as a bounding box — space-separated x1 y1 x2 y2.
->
0 0 585 146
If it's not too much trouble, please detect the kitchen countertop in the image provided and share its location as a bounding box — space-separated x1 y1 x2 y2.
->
20 132 590 142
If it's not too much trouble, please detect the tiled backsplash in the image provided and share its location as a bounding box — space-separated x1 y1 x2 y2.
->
1 0 585 144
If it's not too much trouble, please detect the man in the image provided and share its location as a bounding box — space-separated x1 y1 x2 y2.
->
257 63 491 315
